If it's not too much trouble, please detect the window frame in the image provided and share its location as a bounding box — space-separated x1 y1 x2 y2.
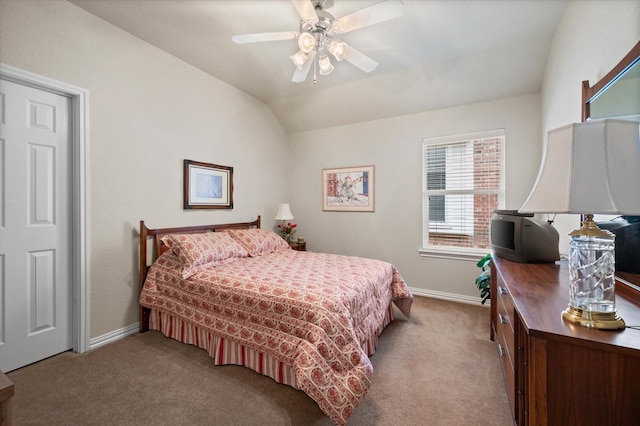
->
420 129 506 260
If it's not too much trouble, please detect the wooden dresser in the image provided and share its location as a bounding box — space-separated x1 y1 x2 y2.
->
490 256 640 425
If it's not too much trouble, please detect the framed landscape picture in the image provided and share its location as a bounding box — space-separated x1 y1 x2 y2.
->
183 159 233 209
322 165 374 212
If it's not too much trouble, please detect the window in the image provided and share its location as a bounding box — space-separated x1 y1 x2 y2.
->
421 130 505 258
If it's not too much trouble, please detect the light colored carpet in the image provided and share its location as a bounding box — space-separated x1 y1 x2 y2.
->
7 296 512 425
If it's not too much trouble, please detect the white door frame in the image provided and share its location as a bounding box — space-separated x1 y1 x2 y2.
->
0 63 90 354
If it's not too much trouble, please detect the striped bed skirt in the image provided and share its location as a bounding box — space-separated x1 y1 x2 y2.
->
149 302 395 389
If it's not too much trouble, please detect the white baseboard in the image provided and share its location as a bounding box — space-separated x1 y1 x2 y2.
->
409 286 488 307
90 322 140 350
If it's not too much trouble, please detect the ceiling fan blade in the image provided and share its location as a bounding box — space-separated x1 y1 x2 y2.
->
292 50 316 83
344 45 378 73
232 31 298 44
291 0 319 24
335 0 403 34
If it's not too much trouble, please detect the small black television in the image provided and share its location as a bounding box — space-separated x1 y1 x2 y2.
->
490 210 560 263
596 216 640 274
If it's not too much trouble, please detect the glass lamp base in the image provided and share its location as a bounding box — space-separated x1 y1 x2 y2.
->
566 215 624 330
562 305 626 330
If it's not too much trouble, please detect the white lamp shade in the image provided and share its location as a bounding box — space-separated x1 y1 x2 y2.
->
274 203 294 221
519 119 640 215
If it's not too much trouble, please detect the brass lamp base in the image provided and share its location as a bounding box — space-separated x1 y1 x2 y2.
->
562 306 626 330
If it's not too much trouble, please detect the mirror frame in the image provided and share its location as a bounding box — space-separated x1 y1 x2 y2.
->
582 40 640 122
581 41 640 291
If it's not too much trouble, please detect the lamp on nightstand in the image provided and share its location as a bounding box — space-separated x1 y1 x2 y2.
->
519 119 640 330
274 203 294 237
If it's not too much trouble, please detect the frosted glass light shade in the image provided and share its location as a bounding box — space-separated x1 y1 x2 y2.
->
318 55 334 75
290 51 308 70
274 203 294 221
298 32 315 53
328 40 348 61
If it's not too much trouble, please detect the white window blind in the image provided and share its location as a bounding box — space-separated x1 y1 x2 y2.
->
422 130 505 257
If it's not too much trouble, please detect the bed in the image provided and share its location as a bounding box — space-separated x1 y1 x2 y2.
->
138 216 413 424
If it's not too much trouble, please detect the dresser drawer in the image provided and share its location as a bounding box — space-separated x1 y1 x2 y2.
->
491 261 520 422
494 276 516 418
497 335 516 418
496 283 515 333
496 285 515 362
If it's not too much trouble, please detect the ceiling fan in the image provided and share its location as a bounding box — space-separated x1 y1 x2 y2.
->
231 0 403 83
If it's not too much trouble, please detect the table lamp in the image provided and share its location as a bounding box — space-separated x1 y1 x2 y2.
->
519 119 640 330
274 203 294 237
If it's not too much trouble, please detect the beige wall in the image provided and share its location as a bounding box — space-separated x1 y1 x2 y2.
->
288 0 640 301
1 0 637 340
541 0 640 253
289 94 542 300
0 0 290 338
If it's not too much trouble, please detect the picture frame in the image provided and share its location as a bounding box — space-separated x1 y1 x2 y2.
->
322 165 374 212
183 159 233 209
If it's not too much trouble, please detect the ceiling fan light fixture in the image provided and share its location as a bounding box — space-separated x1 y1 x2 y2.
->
328 40 347 61
233 0 404 83
298 32 316 53
290 50 308 70
318 55 334 75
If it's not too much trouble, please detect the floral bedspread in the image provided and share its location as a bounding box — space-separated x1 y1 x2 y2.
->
140 249 413 424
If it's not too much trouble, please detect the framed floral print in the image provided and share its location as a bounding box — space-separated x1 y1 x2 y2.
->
322 165 374 212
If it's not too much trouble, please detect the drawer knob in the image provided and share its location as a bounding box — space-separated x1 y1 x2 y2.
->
499 313 509 324
498 287 508 295
497 343 505 357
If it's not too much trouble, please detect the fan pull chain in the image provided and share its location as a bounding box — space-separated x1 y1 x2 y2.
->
313 54 318 84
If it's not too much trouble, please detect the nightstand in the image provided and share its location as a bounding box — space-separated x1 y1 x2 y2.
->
0 371 14 426
288 241 306 251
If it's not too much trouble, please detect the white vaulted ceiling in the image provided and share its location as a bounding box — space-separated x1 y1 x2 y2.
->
69 0 569 133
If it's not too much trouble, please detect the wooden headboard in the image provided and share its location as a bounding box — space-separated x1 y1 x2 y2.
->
138 216 261 332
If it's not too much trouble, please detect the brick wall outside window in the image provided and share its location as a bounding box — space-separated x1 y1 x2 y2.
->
424 134 503 251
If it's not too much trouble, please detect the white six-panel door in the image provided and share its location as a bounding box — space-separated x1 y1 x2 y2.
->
0 78 72 372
